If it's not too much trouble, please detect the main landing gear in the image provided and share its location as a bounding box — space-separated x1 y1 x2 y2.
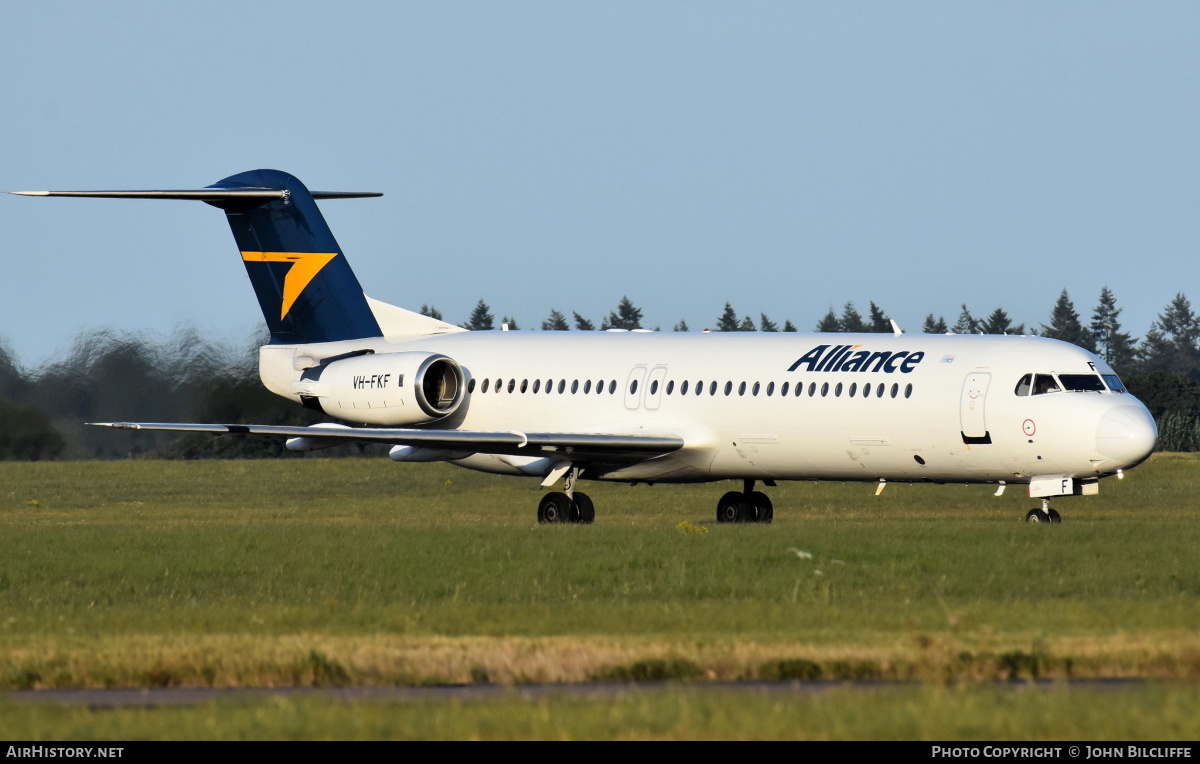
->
537 491 594 524
716 479 774 524
537 464 594 524
1025 498 1062 524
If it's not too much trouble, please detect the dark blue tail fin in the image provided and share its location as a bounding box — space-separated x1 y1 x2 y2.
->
206 169 382 344
12 169 386 345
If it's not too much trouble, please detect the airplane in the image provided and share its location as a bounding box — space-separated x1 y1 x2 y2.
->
11 169 1158 525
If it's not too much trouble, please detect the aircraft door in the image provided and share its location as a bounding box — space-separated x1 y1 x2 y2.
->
960 372 992 444
644 366 668 411
624 366 647 410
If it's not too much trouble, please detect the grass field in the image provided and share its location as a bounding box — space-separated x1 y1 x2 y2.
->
1 454 1197 739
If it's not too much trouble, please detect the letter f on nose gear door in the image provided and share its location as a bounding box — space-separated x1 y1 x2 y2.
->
960 372 992 444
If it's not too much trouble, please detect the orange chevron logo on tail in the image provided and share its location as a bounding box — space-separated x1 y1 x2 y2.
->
240 251 339 320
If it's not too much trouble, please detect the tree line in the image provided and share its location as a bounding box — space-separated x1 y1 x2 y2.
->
2 285 1199 459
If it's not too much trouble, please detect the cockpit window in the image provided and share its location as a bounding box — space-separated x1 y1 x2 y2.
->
1014 374 1032 396
1032 374 1061 395
1102 374 1127 393
1059 373 1106 392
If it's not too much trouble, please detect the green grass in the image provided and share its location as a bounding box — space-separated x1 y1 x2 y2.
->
3 684 1199 740
0 455 1198 737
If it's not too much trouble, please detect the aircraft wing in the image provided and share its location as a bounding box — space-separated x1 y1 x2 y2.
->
90 422 685 462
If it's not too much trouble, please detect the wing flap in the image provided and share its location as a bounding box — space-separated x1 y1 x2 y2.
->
90 422 684 461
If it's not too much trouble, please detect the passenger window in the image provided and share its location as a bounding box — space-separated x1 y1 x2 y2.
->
681 380 690 395
862 383 870 398
835 382 843 397
584 380 592 394
597 380 604 394
1033 374 1061 395
508 379 516 394
709 381 717 396
649 380 658 395
468 378 477 393
821 382 829 397
890 383 899 398
546 379 553 392
609 380 617 394
666 380 674 395
766 382 774 396
781 382 789 396
628 379 636 394
1014 374 1032 396
724 382 733 396
520 379 528 393
557 380 566 394
495 379 503 393
481 379 490 393
738 382 746 396
848 382 857 397
809 382 817 397
876 383 884 398
532 379 540 393
905 383 913 398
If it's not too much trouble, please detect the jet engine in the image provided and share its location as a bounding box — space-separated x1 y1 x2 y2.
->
294 351 465 425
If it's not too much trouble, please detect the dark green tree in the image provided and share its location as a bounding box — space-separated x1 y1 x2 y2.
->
1041 289 1094 350
716 303 740 332
419 304 443 320
1090 287 1136 370
840 302 865 333
573 312 595 331
782 320 797 332
501 315 519 330
760 313 779 332
601 296 643 330
542 309 569 331
816 307 840 332
673 319 689 332
0 339 26 401
0 398 63 460
464 299 494 330
1137 293 1200 379
952 305 977 334
868 302 890 332
980 308 1024 335
923 314 948 334
738 315 757 331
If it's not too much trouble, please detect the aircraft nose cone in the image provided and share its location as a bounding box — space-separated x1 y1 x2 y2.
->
1096 404 1157 467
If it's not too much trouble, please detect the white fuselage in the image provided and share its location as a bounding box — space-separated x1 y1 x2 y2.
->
261 330 1157 490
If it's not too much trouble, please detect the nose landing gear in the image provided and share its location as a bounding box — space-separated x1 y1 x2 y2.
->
1025 498 1062 524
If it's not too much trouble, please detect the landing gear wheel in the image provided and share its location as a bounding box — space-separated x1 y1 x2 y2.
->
538 492 572 524
1025 508 1051 523
572 492 595 524
749 491 774 524
717 491 747 524
1046 508 1061 523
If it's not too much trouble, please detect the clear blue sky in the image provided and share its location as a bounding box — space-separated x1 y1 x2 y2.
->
3 2 1197 365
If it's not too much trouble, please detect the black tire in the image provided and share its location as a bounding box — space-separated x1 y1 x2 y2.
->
1025 508 1048 523
538 492 571 524
572 493 595 524
1047 508 1062 523
717 491 745 524
749 490 774 524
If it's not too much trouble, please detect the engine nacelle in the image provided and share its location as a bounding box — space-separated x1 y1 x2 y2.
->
294 351 465 425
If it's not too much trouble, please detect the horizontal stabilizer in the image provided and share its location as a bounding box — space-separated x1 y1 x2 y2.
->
9 189 381 200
